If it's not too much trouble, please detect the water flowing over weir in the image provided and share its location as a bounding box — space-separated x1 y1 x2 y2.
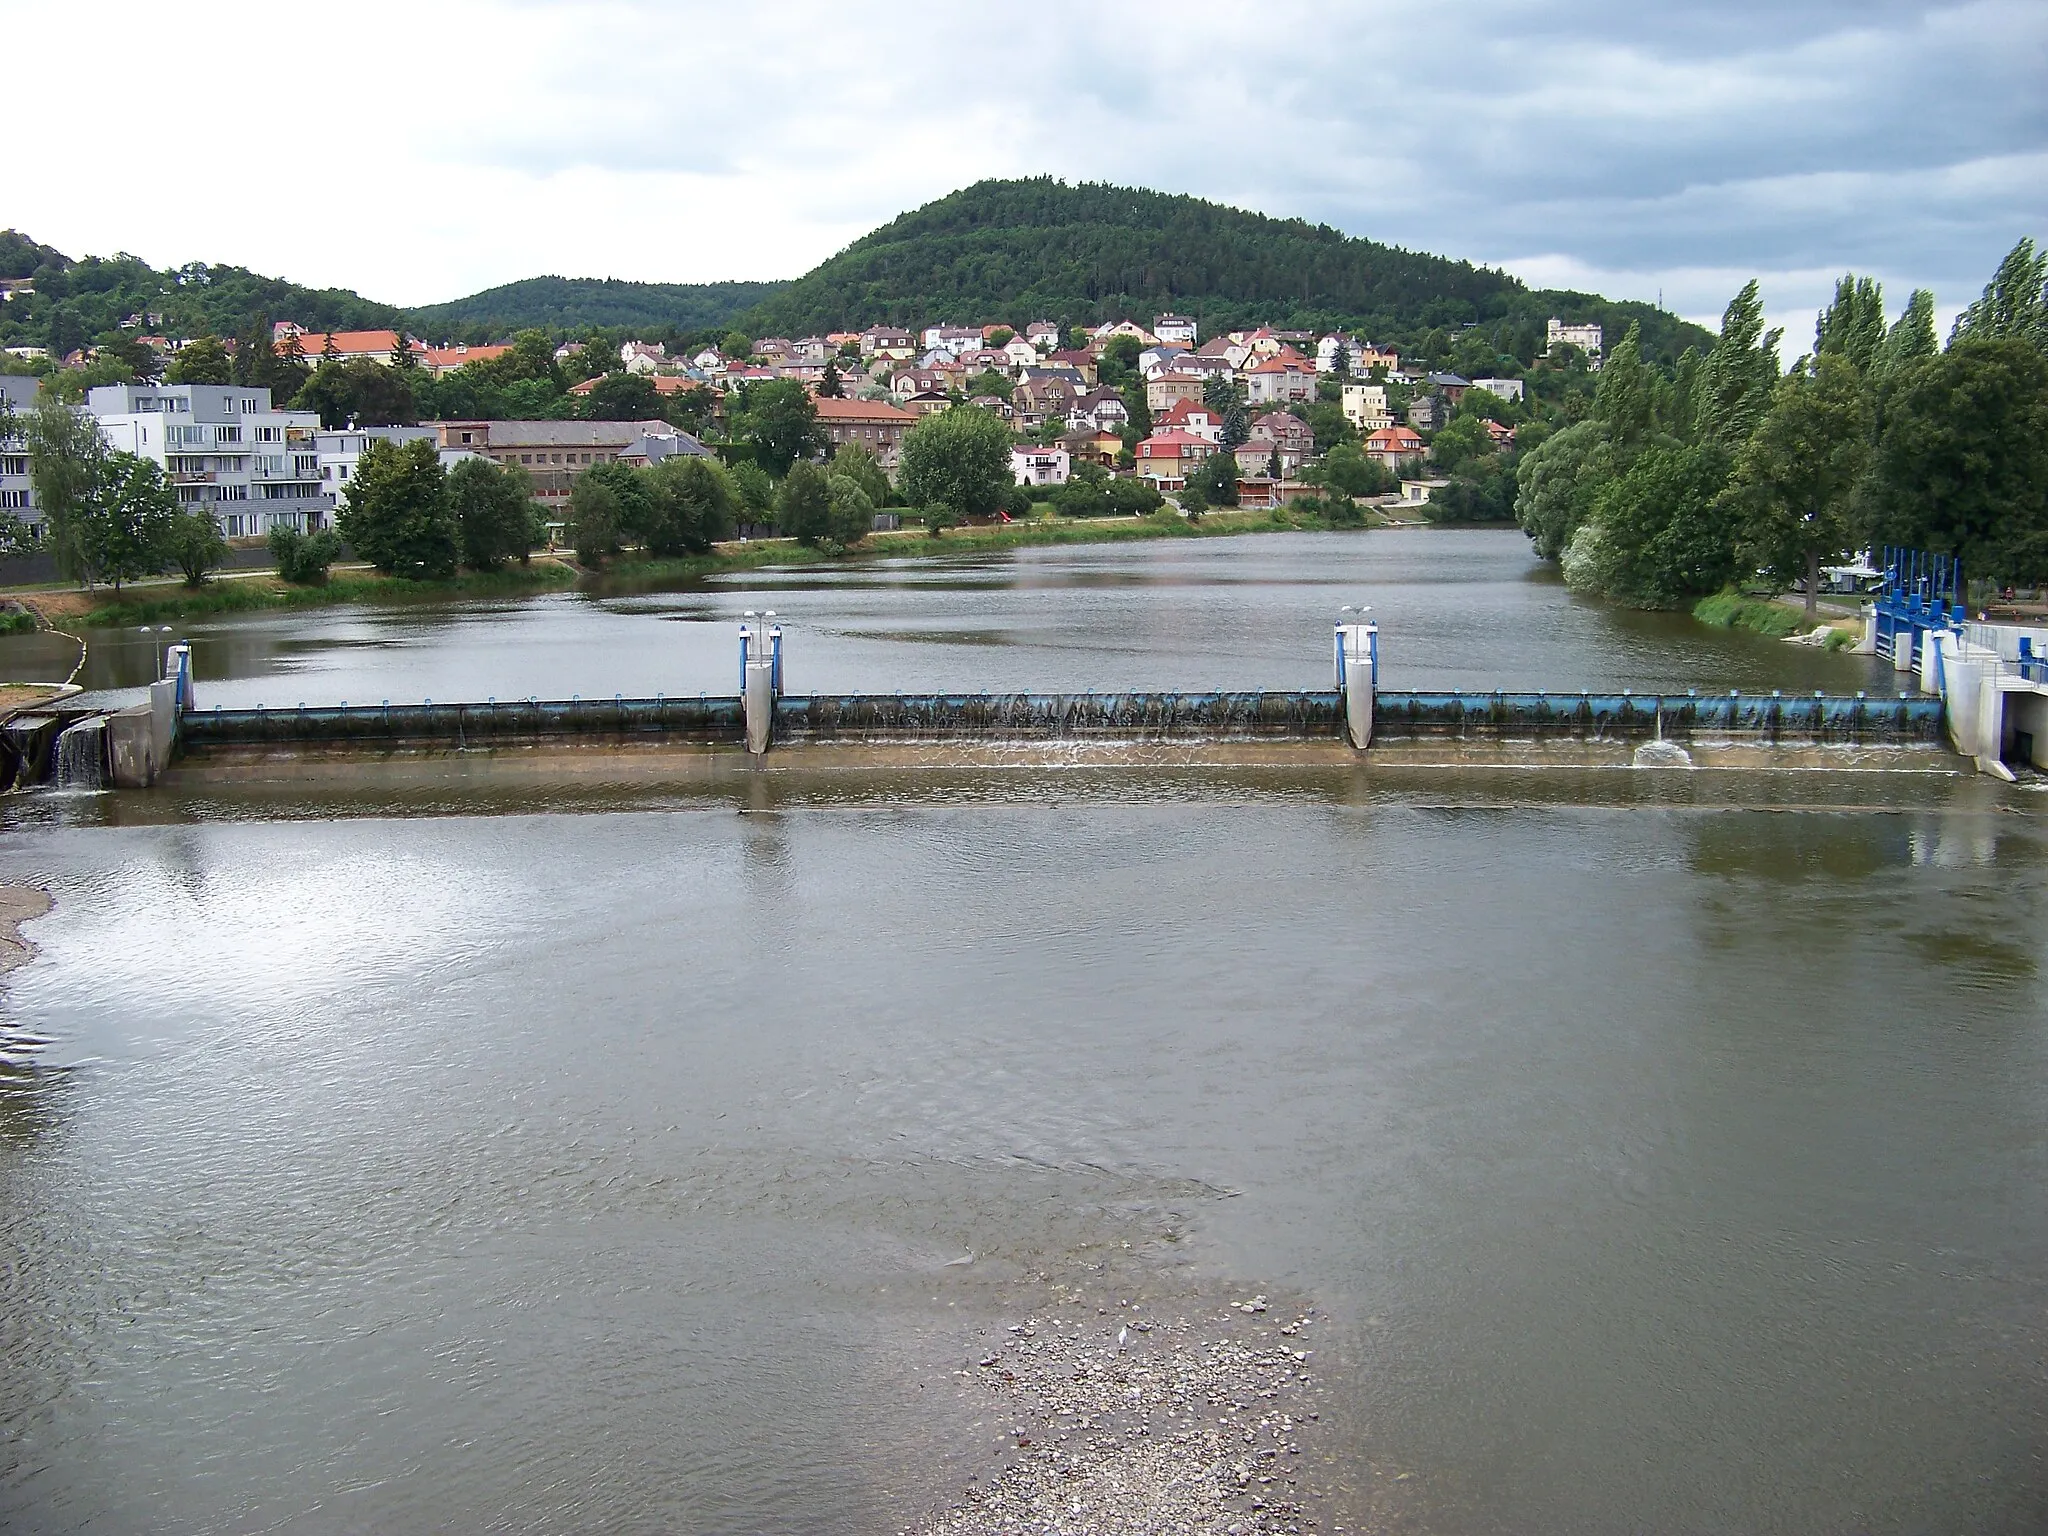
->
174 688 1944 750
51 717 108 790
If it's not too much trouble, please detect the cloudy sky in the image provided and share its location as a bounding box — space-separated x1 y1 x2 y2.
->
10 1 2043 344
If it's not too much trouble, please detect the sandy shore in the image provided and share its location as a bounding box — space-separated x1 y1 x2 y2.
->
0 883 52 976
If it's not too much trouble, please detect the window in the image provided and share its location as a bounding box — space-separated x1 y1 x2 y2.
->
217 426 242 443
256 425 282 442
0 456 26 476
521 453 533 464
0 490 28 509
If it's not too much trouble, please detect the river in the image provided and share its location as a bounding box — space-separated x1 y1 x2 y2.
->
2 530 2042 1534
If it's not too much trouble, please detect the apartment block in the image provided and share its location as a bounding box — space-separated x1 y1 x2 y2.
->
86 382 325 536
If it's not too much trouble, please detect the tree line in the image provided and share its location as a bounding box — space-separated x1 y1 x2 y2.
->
1514 239 2048 615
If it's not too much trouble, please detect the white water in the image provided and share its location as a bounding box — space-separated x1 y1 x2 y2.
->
51 717 106 791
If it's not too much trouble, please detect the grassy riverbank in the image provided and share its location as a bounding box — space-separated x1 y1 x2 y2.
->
9 506 1373 629
1693 589 1856 648
23 562 578 628
593 505 1362 584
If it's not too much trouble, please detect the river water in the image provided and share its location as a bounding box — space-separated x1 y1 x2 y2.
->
3 531 2043 1534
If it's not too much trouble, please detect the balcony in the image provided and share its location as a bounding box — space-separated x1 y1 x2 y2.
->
170 470 217 485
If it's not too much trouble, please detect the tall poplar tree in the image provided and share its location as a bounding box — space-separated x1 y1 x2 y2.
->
1950 237 2047 350
1692 281 1783 449
1730 353 1871 620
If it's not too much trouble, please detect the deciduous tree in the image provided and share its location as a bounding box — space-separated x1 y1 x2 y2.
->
338 437 456 579
899 406 1013 523
166 335 231 385
734 379 819 476
448 457 541 569
1730 353 1871 620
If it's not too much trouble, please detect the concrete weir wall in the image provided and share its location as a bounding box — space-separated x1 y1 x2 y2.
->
176 688 1943 754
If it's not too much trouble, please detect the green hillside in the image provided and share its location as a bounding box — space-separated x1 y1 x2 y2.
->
734 178 1712 362
406 276 789 342
0 232 400 356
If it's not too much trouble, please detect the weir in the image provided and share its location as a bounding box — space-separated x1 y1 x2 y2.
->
167 613 1946 759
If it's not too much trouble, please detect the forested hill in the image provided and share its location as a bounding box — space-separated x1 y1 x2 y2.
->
406 276 789 341
735 178 1711 361
0 231 400 355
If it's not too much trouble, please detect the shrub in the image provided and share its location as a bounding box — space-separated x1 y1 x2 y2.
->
268 524 342 584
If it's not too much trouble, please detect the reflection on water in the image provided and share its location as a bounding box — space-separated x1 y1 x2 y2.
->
3 530 1895 712
0 774 2044 1533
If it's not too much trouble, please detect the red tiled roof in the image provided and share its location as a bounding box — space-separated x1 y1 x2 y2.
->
283 329 418 358
813 396 917 422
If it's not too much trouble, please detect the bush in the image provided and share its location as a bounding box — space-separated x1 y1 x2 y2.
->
168 508 229 586
268 524 342 584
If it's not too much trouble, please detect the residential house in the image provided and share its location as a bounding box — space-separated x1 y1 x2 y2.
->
718 364 781 392
1546 318 1604 364
1195 334 1252 370
1483 419 1516 450
89 382 325 537
1153 313 1197 347
957 348 1012 374
1019 363 1088 392
1063 427 1123 467
1145 369 1207 414
620 341 666 374
1172 351 1236 380
753 338 795 365
1067 387 1130 433
891 368 950 398
1002 335 1040 368
1470 377 1525 403
422 418 697 512
1138 344 1188 378
1153 398 1222 442
970 394 1015 421
0 375 40 538
1239 327 1286 360
692 347 726 371
567 373 703 399
1316 334 1385 374
1354 343 1400 375
1134 429 1215 484
1043 350 1098 385
282 329 426 367
1252 411 1313 457
1023 321 1062 347
813 395 918 470
1243 351 1316 406
1363 425 1429 467
1407 394 1446 433
859 327 916 360
1423 372 1471 405
902 390 952 417
793 336 834 363
1011 445 1071 488
1090 320 1158 351
826 332 863 352
1400 478 1453 506
424 343 511 377
1236 434 1299 477
1341 383 1392 433
921 325 983 356
1012 376 1078 430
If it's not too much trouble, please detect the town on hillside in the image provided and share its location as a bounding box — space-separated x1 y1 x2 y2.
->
0 305 1606 548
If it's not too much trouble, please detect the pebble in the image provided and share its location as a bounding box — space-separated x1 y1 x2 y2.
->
912 1299 1325 1535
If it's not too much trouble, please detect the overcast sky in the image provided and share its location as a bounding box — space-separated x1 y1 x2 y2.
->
11 1 2043 345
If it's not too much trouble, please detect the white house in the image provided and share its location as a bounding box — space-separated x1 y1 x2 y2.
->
1138 344 1189 378
1153 313 1197 346
86 382 326 537
1011 445 1071 488
1243 352 1316 406
1470 377 1525 403
922 325 983 355
1546 318 1604 364
1003 335 1040 367
1341 383 1392 433
620 341 666 374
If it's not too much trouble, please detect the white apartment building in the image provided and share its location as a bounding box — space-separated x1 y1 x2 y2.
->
1470 377 1525 403
87 382 326 537
313 426 482 513
921 325 983 355
1546 318 1604 364
0 375 40 539
1341 382 1393 433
